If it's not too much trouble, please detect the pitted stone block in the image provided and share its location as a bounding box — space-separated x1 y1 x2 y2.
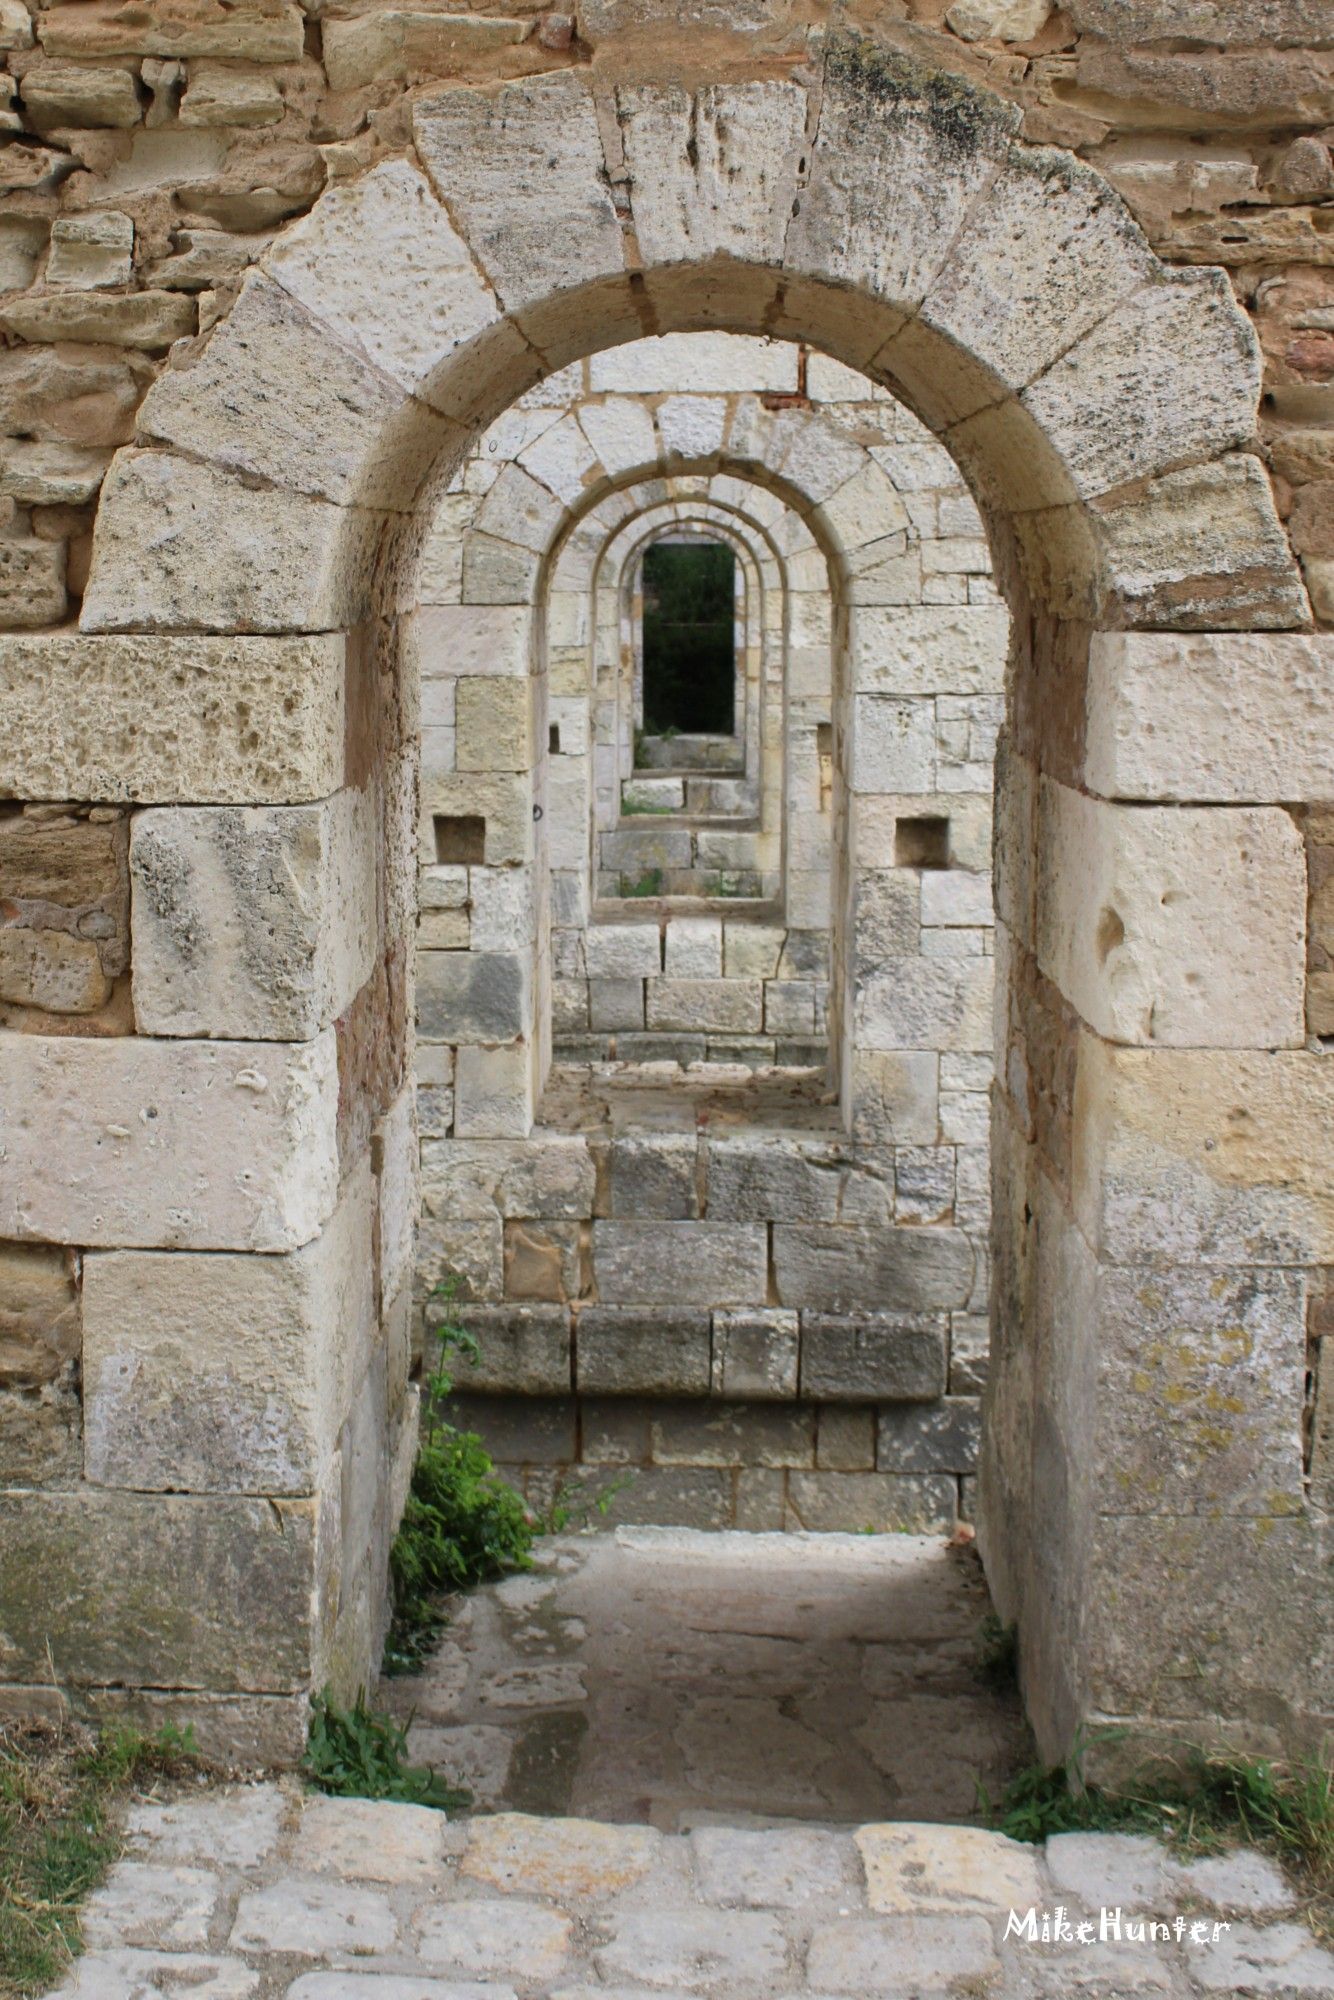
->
800 1313 948 1402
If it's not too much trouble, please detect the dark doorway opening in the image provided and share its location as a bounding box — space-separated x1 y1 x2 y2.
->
641 541 736 737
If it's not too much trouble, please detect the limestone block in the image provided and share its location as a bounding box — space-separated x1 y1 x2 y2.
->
647 979 763 1035
0 537 65 629
773 1225 974 1313
21 62 141 127
0 1030 339 1251
800 1314 949 1401
444 1305 571 1395
180 62 283 127
38 6 305 60
712 1310 799 1400
455 678 535 772
1 440 112 506
0 1 31 49
416 951 529 1044
857 957 993 1052
0 929 110 1014
579 396 658 476
622 83 807 269
1085 633 1334 804
422 772 533 867
415 604 530 678
420 1135 594 1220
1021 271 1259 503
786 1470 956 1533
921 870 993 928
262 159 510 421
1073 1036 1334 1265
474 464 565 556
82 1164 375 1494
664 918 723 979
469 868 535 954
1094 456 1309 632
414 74 623 318
81 450 378 634
0 1243 79 1388
322 11 525 88
1035 779 1305 1049
138 273 452 509
947 0 1051 36
849 1051 940 1146
0 1490 321 1690
606 1135 698 1219
0 292 194 352
0 634 347 806
416 1210 503 1302
878 1397 981 1473
576 1307 712 1395
592 1223 768 1306
852 696 936 793
453 1042 533 1139
585 924 660 978
46 211 133 290
852 606 1008 697
589 978 643 1030
1095 1263 1305 1517
130 792 376 1040
0 1383 80 1489
724 923 785 978
706 1136 852 1224
787 44 1017 338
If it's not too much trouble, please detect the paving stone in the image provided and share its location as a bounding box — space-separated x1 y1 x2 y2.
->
1190 1920 1334 1994
461 1811 660 1898
594 1908 790 1989
1168 1845 1296 1913
229 1879 398 1957
83 1866 220 1951
287 1981 510 2000
1044 1832 1169 1910
855 1821 1042 1912
124 1786 285 1867
404 1723 515 1808
292 1796 449 1882
806 1913 997 1992
690 1824 855 1909
57 1953 260 2000
413 1898 573 1979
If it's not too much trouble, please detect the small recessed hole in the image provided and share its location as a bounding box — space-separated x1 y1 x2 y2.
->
895 815 949 869
549 724 561 754
433 814 485 864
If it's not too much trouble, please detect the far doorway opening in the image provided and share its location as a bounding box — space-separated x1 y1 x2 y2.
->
640 539 737 740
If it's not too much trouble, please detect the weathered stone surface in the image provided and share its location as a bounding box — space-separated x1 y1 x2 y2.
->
0 440 113 506
82 1165 374 1494
462 1812 658 1899
230 1879 397 1957
0 1031 339 1250
774 1226 974 1313
1073 1037 1334 1265
0 634 348 806
293 1796 447 1882
0 292 194 352
421 1136 594 1220
856 958 993 1052
416 951 529 1044
852 605 1008 695
138 273 451 509
576 1307 712 1394
856 1821 1043 1912
805 1912 997 1991
81 450 377 634
443 1305 571 1395
878 1397 981 1473
712 1309 799 1399
125 1789 285 1868
1035 779 1306 1049
594 1909 786 1990
1085 632 1334 804
0 1244 79 1388
82 1865 220 1951
131 792 377 1039
0 536 65 629
622 82 807 270
800 1314 948 1402
414 1898 571 1979
0 1490 320 1689
591 1223 767 1306
46 212 135 290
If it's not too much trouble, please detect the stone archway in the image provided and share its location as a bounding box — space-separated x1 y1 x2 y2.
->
2 42 1328 1769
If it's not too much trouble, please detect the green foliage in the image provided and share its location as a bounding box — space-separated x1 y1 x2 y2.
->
622 798 677 816
383 1279 535 1675
540 1468 637 1534
302 1692 469 1812
1 1720 200 2000
982 1730 1334 1933
622 868 664 899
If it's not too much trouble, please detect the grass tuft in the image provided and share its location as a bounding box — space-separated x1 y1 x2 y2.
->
301 1693 469 1813
0 1718 201 2000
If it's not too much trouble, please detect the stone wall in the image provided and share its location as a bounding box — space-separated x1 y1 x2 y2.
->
0 1 1331 1768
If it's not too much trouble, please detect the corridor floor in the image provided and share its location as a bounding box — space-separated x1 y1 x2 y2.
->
378 1528 1029 1828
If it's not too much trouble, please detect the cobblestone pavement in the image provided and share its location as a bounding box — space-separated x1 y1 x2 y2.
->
52 1783 1334 2000
378 1528 1030 1827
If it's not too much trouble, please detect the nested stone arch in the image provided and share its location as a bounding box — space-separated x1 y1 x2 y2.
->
12 43 1327 1767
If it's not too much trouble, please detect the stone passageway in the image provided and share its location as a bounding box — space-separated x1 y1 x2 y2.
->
379 1528 1028 1828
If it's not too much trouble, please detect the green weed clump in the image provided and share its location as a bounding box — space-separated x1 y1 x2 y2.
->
301 1694 468 1812
383 1282 536 1675
983 1731 1334 1935
0 1719 200 2000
